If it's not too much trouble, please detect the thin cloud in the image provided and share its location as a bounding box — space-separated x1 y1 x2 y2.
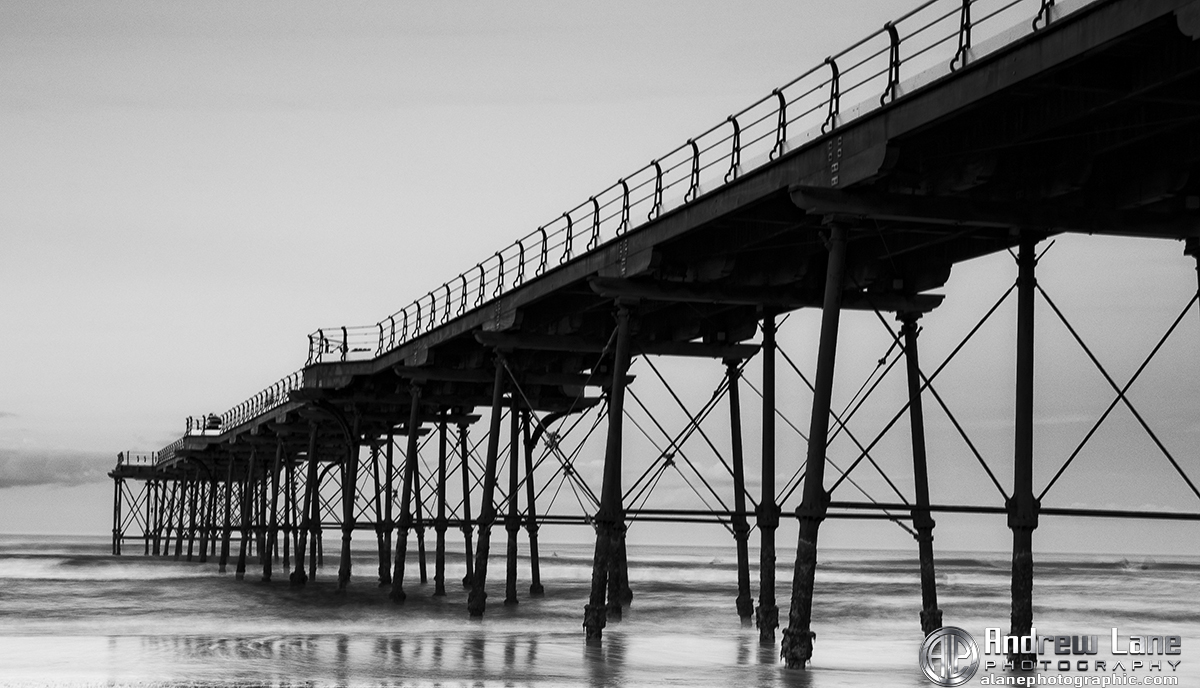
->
0 448 114 488
0 412 17 419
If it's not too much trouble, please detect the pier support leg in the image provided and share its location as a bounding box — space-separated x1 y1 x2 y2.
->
145 480 155 556
434 417 448 597
504 394 521 606
369 444 387 586
1009 235 1039 665
901 313 943 635
151 481 162 556
468 356 506 617
584 303 633 643
782 225 847 669
219 463 233 572
291 425 319 586
390 385 423 603
257 471 267 564
198 481 212 563
459 423 476 588
727 359 754 623
236 451 257 581
173 480 185 559
756 313 780 644
338 434 360 591
111 477 123 555
265 442 283 582
523 411 544 597
382 436 395 586
186 475 199 561
283 455 295 571
414 443 429 585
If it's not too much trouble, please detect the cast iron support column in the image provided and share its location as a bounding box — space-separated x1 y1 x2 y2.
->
198 480 212 563
390 385 423 602
264 442 283 582
257 469 268 563
369 444 387 586
584 303 633 643
901 313 943 635
283 453 295 571
195 480 207 559
236 451 257 580
1009 235 1039 665
727 359 754 623
434 416 449 597
219 463 234 572
459 422 476 588
111 477 123 555
381 435 395 586
145 479 155 556
413 441 429 585
291 424 319 586
468 355 507 617
163 481 175 558
756 312 780 643
523 411 544 597
151 481 162 556
186 478 198 561
338 433 360 591
504 393 521 606
782 225 847 669
173 479 185 559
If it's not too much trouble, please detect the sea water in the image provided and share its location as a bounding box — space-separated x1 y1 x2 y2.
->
1 535 1197 687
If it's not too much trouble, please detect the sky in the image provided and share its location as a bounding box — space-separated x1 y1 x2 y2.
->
2 0 1198 556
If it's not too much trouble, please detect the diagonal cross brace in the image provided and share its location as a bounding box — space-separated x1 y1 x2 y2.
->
1037 286 1200 502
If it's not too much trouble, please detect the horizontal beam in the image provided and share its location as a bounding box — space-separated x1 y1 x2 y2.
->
791 185 1200 239
589 277 944 314
475 330 760 360
392 364 629 388
829 501 1200 521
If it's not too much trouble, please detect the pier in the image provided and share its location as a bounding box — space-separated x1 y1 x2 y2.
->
110 0 1200 668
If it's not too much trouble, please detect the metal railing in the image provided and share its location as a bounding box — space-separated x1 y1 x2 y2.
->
117 451 157 467
306 0 1080 366
165 0 1084 462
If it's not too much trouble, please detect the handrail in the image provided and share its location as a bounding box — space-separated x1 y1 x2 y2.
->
178 0 1095 454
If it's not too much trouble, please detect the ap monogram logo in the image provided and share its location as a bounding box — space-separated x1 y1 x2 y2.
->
920 627 980 686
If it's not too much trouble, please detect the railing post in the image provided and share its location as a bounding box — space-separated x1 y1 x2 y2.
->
782 225 847 669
